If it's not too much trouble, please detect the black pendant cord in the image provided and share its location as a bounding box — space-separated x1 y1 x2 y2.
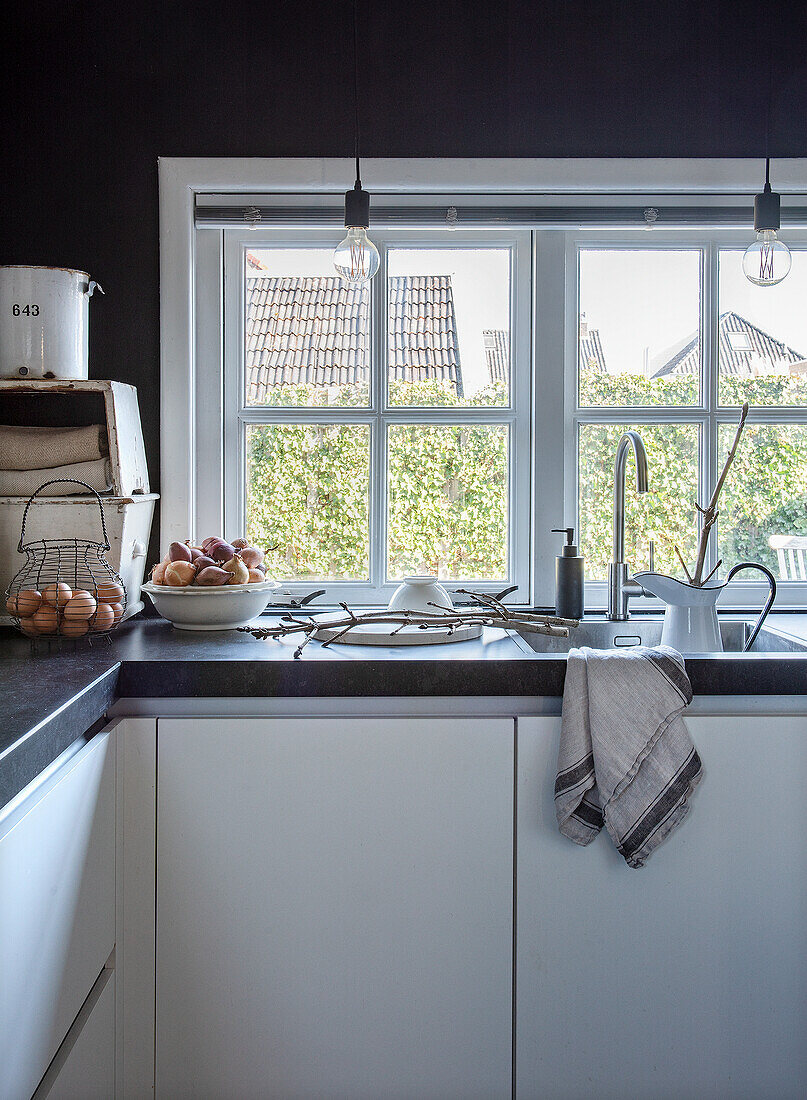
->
352 0 361 189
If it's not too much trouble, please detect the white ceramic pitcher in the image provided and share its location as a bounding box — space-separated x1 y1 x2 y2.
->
634 562 776 653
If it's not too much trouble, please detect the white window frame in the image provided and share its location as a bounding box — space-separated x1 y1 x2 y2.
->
159 157 807 609
219 227 532 605
564 229 807 610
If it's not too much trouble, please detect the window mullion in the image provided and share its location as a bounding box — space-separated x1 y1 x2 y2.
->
370 240 388 592
701 240 719 580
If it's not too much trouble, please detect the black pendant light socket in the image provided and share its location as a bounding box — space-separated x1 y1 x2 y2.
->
344 180 370 229
754 159 781 232
754 184 781 232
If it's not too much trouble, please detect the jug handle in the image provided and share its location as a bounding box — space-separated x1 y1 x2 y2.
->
723 562 777 651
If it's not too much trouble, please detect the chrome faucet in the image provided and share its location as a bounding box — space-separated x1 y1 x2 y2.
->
607 431 649 620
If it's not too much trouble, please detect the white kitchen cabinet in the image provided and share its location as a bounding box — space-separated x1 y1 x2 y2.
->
516 715 807 1100
34 968 115 1100
0 728 116 1100
155 717 514 1099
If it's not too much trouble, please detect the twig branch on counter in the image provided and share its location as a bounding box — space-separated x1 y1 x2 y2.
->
239 592 579 659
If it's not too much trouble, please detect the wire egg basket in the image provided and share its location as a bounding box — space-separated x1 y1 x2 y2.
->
5 479 127 644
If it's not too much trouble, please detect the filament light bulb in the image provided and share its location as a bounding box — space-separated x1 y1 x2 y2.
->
742 230 792 287
334 226 380 284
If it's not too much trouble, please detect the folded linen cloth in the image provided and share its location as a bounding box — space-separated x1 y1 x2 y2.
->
555 645 702 868
0 424 107 470
0 458 113 496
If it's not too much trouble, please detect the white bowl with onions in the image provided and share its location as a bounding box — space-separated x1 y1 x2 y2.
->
142 537 279 630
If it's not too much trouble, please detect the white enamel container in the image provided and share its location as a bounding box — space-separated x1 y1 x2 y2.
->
0 266 103 380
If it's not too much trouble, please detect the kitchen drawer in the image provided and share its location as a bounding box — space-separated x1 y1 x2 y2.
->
0 729 115 1100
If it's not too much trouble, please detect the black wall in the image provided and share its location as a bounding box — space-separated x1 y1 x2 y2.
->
3 0 806 532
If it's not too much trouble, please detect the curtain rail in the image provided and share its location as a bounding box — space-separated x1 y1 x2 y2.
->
195 202 807 230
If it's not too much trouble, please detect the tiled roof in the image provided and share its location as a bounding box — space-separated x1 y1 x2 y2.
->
651 312 806 377
245 274 462 400
484 329 509 385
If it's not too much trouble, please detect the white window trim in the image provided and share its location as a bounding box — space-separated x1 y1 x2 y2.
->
159 157 807 608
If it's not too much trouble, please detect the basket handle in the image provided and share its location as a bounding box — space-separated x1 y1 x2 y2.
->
18 480 111 552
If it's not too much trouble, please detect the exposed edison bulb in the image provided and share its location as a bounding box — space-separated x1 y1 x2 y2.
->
743 229 792 287
333 226 380 284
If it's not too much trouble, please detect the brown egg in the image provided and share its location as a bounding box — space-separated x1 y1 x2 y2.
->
42 582 72 608
108 601 124 623
18 617 39 636
33 604 60 634
64 591 98 621
96 580 125 603
90 602 115 632
60 618 89 637
6 590 42 617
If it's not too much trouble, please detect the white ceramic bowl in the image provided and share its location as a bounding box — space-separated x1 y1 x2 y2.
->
387 576 454 615
141 580 279 630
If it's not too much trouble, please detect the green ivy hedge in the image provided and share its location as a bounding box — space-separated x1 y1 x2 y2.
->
245 375 807 583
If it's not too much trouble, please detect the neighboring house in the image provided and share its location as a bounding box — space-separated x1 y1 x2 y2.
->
245 270 463 401
483 329 509 385
650 311 807 378
578 315 607 374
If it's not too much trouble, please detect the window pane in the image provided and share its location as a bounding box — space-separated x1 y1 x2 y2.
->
246 424 370 580
578 250 701 407
244 248 370 407
718 250 807 406
718 423 807 579
387 424 508 580
579 423 700 581
386 249 510 407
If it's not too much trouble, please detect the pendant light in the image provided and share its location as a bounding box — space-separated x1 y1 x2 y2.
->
742 158 791 286
333 0 379 284
743 26 790 288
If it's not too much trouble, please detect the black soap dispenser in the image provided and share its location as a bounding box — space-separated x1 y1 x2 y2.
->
552 528 584 619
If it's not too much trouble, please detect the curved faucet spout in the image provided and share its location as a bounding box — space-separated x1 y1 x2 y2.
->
612 431 649 564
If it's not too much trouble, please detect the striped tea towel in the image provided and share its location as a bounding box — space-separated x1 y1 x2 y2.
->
555 645 703 868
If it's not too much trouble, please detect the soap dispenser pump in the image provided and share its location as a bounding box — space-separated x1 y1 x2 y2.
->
552 527 584 619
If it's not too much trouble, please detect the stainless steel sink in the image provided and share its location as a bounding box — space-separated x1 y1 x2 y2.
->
520 619 807 654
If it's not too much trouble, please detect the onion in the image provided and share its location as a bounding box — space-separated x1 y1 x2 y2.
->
169 541 193 563
239 546 264 569
165 561 197 586
247 568 264 583
232 537 249 549
151 561 168 585
209 541 236 563
222 553 250 585
195 565 231 586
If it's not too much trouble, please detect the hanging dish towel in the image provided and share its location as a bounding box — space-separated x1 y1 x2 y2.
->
555 645 703 868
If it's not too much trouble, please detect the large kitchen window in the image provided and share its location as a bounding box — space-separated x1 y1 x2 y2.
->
570 237 807 602
221 230 531 605
168 159 807 608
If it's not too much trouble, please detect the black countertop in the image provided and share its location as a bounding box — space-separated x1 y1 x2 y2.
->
3 613 807 810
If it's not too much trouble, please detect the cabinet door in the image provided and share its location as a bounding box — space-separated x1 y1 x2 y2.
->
0 729 115 1100
156 717 514 1100
517 715 807 1100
